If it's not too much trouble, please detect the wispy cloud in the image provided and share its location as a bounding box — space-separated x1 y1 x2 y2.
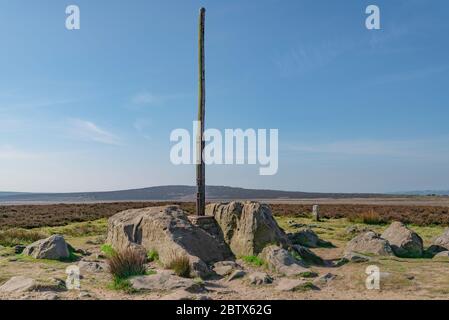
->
133 118 151 132
68 119 122 146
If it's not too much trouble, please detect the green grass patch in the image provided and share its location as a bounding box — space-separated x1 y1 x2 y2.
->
43 219 108 238
242 255 265 267
108 277 137 294
101 244 117 257
147 249 159 262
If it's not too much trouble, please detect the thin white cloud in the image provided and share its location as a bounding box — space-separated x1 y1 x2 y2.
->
68 119 122 146
133 118 151 132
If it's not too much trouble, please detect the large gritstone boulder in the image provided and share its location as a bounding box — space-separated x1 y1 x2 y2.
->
23 235 70 260
206 201 289 257
381 222 424 258
106 206 233 278
345 231 394 257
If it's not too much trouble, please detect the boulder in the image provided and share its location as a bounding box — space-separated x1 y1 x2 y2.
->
288 228 333 248
248 272 272 285
23 235 70 260
206 201 289 257
107 205 233 278
432 228 449 251
130 271 203 293
160 289 209 301
342 252 371 263
345 231 394 257
0 276 36 293
381 222 423 258
259 245 308 276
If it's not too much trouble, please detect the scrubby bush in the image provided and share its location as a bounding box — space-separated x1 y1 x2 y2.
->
242 255 264 267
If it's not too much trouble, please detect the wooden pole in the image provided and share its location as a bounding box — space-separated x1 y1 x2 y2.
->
196 7 206 216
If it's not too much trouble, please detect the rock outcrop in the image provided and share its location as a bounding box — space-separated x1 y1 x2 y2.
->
345 231 394 256
23 235 70 260
107 205 233 277
206 201 289 256
381 222 423 258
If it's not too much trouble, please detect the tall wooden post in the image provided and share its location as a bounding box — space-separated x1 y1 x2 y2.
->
196 7 206 216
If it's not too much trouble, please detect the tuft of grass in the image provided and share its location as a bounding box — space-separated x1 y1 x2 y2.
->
165 251 191 278
101 244 117 258
348 210 387 225
0 228 47 247
242 255 265 267
108 277 137 294
147 249 159 262
107 247 147 280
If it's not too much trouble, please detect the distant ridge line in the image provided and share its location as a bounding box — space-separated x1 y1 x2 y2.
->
0 185 398 203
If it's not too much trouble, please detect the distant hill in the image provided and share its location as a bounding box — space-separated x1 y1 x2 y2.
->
0 185 395 203
392 190 449 196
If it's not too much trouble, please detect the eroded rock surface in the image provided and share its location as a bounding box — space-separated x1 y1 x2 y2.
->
206 201 289 256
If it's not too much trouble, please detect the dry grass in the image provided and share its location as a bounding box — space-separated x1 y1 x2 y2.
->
107 247 147 280
347 209 387 225
165 251 191 278
0 228 47 247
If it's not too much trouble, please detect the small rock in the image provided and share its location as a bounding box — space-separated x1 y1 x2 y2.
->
275 278 319 292
288 228 333 248
227 270 246 282
343 252 371 263
14 245 26 254
78 260 106 273
313 273 337 286
214 265 234 277
79 291 91 298
248 272 272 285
0 276 36 293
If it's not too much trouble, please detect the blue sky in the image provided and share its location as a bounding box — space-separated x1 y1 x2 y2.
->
1 0 449 193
